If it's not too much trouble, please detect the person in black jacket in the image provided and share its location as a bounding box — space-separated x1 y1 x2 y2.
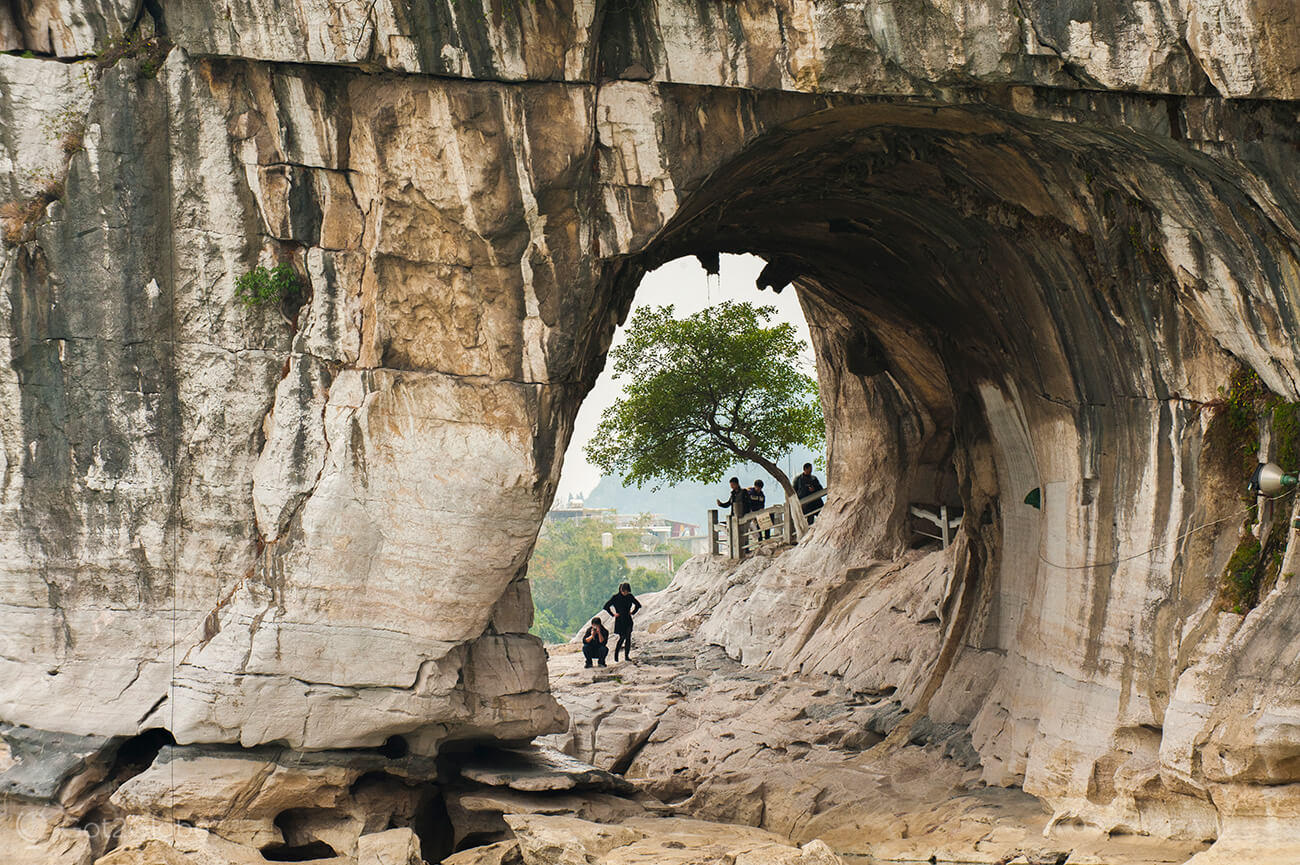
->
581 618 608 668
747 479 768 539
793 463 825 524
603 582 642 662
717 476 747 516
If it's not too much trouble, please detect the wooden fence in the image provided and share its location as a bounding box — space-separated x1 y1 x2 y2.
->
909 504 962 549
708 490 965 558
708 486 830 558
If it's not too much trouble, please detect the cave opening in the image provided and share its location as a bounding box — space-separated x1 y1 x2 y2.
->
592 99 1247 576
557 252 825 512
532 252 831 643
547 95 1297 763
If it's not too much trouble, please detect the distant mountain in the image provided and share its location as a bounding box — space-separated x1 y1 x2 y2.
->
581 448 823 527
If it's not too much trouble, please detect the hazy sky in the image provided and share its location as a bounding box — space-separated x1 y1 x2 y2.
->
557 254 815 500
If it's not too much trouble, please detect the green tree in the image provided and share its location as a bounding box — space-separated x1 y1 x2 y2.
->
530 608 570 645
586 301 824 497
527 518 669 643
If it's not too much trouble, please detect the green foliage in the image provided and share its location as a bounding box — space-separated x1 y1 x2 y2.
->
530 608 570 645
235 264 301 310
1220 367 1270 434
1205 368 1273 480
1207 367 1300 612
585 301 824 496
527 518 670 644
95 31 172 77
1222 536 1263 613
1273 400 1300 472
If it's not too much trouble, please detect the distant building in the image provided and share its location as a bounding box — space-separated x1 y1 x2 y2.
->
545 499 703 558
622 551 675 573
546 496 616 522
665 534 711 556
613 513 699 538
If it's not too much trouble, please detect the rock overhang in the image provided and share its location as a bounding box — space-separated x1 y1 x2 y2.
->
4 0 1300 856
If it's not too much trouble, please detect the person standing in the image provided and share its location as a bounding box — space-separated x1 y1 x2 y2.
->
717 476 747 517
793 463 824 524
581 618 608 668
603 582 642 662
747 479 768 538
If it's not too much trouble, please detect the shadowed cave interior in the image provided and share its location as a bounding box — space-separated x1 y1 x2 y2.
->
555 97 1295 776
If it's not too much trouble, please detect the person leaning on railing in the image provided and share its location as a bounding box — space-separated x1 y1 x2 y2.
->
794 463 824 524
717 476 748 515
747 479 769 539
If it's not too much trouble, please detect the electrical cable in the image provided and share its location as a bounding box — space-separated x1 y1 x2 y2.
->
1037 491 1291 571
169 272 178 846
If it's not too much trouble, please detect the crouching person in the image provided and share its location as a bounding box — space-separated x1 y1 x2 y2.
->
582 618 609 667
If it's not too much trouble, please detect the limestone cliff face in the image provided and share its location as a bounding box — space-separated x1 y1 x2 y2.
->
4 1 1300 862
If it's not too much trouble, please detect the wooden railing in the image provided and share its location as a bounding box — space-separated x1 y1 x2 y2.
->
909 504 962 549
707 491 962 559
708 486 830 558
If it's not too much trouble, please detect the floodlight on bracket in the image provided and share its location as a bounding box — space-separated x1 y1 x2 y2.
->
1249 462 1299 496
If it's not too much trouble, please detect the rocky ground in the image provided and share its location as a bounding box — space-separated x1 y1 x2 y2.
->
538 610 1212 865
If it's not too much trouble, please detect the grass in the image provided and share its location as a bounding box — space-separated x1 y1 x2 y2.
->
1 179 64 247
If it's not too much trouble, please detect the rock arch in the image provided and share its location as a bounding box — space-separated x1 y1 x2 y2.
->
4 0 1300 853
578 91 1300 833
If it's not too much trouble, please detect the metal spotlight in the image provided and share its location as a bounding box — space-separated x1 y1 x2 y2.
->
1249 462 1299 496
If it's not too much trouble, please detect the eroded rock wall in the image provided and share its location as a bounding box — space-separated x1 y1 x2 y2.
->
4 1 1300 861
0 50 583 753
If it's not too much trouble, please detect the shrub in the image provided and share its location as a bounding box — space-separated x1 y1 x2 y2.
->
95 32 172 77
1273 400 1300 471
42 104 87 156
234 264 301 309
1 179 64 247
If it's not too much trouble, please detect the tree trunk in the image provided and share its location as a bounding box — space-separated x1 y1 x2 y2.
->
736 450 795 499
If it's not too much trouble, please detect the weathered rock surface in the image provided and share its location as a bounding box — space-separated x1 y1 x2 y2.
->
6 1 1300 862
544 609 1212 864
358 828 423 865
442 840 523 865
505 813 844 865
456 745 636 796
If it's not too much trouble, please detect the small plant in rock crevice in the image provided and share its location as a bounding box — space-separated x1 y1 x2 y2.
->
94 31 173 78
235 264 302 310
42 103 90 157
1 178 64 247
1223 535 1263 613
1205 367 1300 612
1 66 95 248
2 22 171 249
